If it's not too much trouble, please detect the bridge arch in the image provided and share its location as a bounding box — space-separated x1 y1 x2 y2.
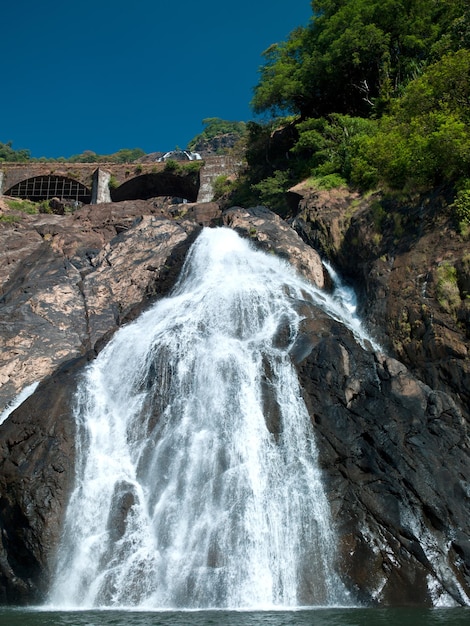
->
111 172 199 203
5 175 91 203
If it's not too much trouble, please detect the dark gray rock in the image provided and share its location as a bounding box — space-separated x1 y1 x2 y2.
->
294 313 470 606
0 358 82 604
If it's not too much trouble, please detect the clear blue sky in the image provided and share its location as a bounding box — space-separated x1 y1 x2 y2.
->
1 1 312 158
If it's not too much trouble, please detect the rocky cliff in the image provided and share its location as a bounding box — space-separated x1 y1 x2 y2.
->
290 185 470 425
0 196 469 606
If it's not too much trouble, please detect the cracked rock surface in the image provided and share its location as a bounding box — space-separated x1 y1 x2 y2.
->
0 199 469 606
0 201 200 412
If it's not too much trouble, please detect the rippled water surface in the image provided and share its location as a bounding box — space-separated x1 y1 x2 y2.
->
1 608 470 626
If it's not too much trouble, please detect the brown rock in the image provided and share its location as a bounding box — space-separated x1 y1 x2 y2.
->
223 205 325 288
293 189 470 423
0 201 201 413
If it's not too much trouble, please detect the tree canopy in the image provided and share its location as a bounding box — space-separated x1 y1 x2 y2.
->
0 141 30 162
232 0 469 212
187 118 247 152
252 0 468 118
0 145 146 163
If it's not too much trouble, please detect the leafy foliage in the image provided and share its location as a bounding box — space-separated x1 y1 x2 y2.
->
251 170 291 212
351 50 470 189
0 141 30 162
436 262 461 313
212 175 233 200
187 118 247 153
292 114 378 181
252 0 465 118
237 2 470 212
0 144 145 163
4 198 38 214
65 147 146 163
452 185 470 231
163 159 203 176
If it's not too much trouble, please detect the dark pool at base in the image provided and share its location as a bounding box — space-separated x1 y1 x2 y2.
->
1 607 469 626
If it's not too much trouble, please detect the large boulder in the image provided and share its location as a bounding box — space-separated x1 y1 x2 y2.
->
292 188 470 424
292 308 470 605
223 205 325 288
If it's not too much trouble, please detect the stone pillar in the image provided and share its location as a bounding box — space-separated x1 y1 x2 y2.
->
91 168 111 204
0 170 4 197
196 156 239 203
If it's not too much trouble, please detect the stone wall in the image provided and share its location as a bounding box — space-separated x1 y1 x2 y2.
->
0 157 240 204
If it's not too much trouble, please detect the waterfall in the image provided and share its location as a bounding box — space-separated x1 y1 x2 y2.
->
49 227 366 610
0 381 39 426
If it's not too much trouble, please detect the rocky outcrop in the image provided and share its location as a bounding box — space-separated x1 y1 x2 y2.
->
292 186 470 424
189 132 242 156
223 205 325 288
0 201 201 413
291 309 470 606
0 198 469 607
0 202 324 415
0 359 81 604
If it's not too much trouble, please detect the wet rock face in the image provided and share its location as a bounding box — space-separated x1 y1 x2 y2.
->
292 188 470 425
222 205 325 288
0 201 201 413
0 359 80 604
294 315 470 606
0 203 323 414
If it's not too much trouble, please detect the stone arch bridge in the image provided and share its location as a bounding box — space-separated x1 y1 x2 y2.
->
0 156 237 205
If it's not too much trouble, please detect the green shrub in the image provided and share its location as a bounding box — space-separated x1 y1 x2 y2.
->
182 161 203 173
0 214 21 223
306 173 347 190
5 199 38 214
452 188 470 225
370 201 386 231
163 159 203 176
164 159 178 172
0 141 30 162
212 175 232 199
38 200 53 214
108 175 119 190
292 114 378 185
251 170 290 212
436 262 461 313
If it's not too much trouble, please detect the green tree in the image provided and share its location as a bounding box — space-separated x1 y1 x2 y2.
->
291 113 378 180
252 0 464 118
109 148 145 163
187 118 246 152
0 141 30 162
67 150 100 163
352 50 470 190
66 148 145 163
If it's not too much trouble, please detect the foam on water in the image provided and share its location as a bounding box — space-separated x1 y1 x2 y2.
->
50 228 371 609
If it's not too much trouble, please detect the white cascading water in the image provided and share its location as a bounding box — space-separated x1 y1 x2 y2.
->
49 227 372 610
